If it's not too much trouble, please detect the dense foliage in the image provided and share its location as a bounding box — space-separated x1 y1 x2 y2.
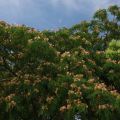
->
0 5 120 120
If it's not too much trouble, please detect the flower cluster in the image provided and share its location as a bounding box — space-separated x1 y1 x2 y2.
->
98 104 113 110
94 83 107 91
61 51 71 58
73 74 83 82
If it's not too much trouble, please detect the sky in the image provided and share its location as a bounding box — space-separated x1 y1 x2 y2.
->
0 0 120 30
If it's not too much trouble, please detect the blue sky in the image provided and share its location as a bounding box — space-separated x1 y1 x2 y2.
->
0 0 120 30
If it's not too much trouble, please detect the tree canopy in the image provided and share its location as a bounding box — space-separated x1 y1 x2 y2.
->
0 5 120 120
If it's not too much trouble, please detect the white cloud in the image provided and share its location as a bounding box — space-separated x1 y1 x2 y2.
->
0 0 24 18
0 0 42 22
0 0 25 10
0 0 120 29
0 0 34 14
50 0 120 13
51 0 80 11
0 0 119 16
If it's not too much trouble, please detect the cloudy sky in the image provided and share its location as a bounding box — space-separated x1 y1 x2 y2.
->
0 0 120 30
